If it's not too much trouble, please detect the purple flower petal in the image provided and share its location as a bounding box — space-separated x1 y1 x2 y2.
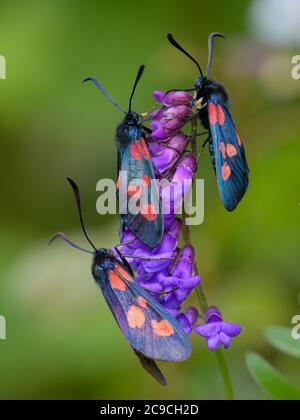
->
150 132 189 173
164 118 185 130
152 90 166 102
151 126 169 140
219 332 231 349
205 306 223 323
172 245 195 278
178 275 201 290
166 307 180 317
177 313 193 334
221 322 242 337
161 293 182 309
161 91 193 106
163 213 176 230
185 307 199 326
163 105 191 120
207 334 222 351
174 288 190 303
195 322 221 337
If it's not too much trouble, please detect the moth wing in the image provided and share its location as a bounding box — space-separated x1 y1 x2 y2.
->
101 261 191 362
208 100 249 211
118 132 163 247
134 349 167 386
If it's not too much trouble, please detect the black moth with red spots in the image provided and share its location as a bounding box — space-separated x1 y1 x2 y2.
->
51 179 191 386
167 33 249 211
84 65 163 246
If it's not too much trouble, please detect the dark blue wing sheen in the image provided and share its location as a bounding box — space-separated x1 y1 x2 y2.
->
97 259 191 362
208 95 249 211
117 127 163 247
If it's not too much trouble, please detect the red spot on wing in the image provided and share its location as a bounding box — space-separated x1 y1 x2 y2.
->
115 264 133 282
235 130 242 147
226 143 237 157
116 174 120 191
139 138 151 161
127 182 141 198
217 104 225 125
142 175 151 186
127 305 145 328
140 204 157 222
152 320 174 337
208 103 218 125
109 271 126 291
219 142 226 160
137 297 148 308
130 142 142 160
221 162 231 181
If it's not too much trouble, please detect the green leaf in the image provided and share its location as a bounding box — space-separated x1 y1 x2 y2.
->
265 326 300 359
246 352 300 400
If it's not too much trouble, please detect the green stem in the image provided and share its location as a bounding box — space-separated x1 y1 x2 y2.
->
182 114 234 400
215 349 234 400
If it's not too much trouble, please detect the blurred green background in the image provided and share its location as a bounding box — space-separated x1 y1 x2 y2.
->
0 0 299 400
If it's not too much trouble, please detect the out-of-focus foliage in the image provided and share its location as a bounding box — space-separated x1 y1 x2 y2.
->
246 353 300 400
0 0 299 399
246 326 300 400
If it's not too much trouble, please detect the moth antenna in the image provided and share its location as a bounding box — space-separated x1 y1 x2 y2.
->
128 65 145 112
83 77 126 113
114 246 135 277
66 178 98 252
49 232 93 254
167 33 203 78
204 32 225 77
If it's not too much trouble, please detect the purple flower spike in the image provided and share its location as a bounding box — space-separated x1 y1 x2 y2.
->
177 307 199 334
119 86 204 346
195 307 242 351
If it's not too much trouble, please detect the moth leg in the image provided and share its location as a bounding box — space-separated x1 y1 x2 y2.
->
196 137 211 166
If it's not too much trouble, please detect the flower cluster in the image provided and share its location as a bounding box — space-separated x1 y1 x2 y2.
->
195 307 242 351
120 90 242 349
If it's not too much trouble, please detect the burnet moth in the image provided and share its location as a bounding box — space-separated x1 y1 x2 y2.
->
83 66 164 248
50 178 191 386
167 33 249 212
